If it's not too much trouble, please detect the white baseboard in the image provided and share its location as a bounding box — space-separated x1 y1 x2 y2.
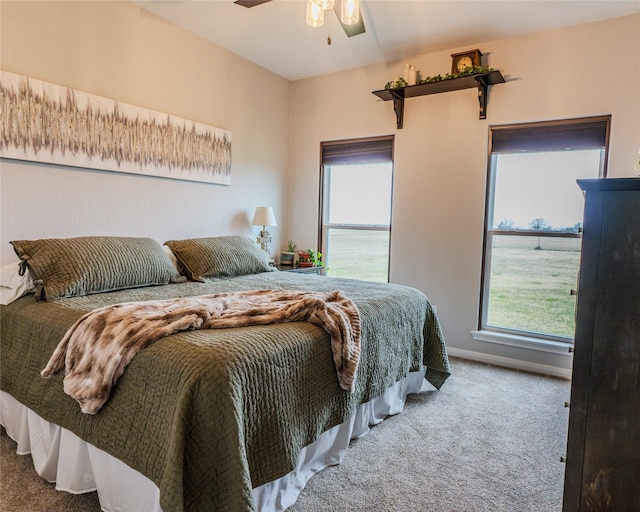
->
446 347 572 380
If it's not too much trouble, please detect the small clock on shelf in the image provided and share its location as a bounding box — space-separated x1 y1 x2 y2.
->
451 49 482 74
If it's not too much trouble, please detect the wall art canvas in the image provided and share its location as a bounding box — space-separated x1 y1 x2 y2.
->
0 70 232 185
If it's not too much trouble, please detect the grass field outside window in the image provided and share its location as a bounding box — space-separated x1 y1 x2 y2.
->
325 230 389 283
486 235 580 339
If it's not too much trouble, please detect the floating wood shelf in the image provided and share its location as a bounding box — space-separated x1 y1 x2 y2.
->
372 70 505 129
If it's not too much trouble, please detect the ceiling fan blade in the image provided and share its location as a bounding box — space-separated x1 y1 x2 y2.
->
341 15 365 37
332 1 366 37
234 0 272 7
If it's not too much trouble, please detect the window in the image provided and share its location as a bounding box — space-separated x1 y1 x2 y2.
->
480 116 610 343
319 136 394 282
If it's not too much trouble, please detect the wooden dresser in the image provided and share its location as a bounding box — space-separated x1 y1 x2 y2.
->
563 178 640 511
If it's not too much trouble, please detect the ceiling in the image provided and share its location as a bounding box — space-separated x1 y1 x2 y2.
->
133 1 639 81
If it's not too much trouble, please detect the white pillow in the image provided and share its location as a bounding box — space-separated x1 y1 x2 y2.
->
163 246 179 270
0 261 35 305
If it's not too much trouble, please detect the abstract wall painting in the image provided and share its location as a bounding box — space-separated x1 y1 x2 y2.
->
0 70 232 185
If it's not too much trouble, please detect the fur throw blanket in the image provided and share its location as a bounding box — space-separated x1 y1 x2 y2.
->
41 289 361 414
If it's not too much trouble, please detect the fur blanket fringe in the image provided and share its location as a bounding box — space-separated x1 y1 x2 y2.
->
41 289 361 414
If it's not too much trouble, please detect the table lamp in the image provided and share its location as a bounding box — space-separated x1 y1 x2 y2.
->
251 206 277 255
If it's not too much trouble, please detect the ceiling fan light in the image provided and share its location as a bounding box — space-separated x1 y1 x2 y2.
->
310 0 334 9
341 0 359 25
306 1 324 27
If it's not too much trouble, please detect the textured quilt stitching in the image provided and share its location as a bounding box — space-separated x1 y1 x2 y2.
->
41 289 361 414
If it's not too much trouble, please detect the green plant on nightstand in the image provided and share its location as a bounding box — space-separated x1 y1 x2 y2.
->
279 240 297 266
298 249 324 268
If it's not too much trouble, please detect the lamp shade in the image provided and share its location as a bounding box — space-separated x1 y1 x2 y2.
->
251 206 277 227
306 1 324 27
341 0 359 25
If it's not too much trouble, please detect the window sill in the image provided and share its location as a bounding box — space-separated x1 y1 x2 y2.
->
471 330 574 356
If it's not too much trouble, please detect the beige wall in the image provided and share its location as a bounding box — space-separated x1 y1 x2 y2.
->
288 14 640 372
0 0 291 264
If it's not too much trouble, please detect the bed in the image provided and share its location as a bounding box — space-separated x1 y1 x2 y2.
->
0 235 450 512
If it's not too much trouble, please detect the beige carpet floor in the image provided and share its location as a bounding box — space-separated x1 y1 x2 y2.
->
1 357 570 511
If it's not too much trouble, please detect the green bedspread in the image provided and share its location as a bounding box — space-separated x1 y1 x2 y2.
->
0 272 449 512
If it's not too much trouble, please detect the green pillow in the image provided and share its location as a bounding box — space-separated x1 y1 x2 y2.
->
164 236 274 281
10 236 179 300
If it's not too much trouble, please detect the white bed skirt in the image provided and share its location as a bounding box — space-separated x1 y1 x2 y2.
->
0 368 426 512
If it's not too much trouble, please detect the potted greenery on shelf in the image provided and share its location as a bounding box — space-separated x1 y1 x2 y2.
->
280 240 297 266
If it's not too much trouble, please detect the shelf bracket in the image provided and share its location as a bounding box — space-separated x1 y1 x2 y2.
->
475 75 489 120
389 89 405 129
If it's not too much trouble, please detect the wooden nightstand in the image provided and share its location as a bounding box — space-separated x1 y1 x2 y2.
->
274 264 324 275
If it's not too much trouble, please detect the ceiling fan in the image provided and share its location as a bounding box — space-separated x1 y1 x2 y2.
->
234 0 366 38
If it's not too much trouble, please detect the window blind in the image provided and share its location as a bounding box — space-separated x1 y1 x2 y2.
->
321 136 394 165
490 116 611 153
